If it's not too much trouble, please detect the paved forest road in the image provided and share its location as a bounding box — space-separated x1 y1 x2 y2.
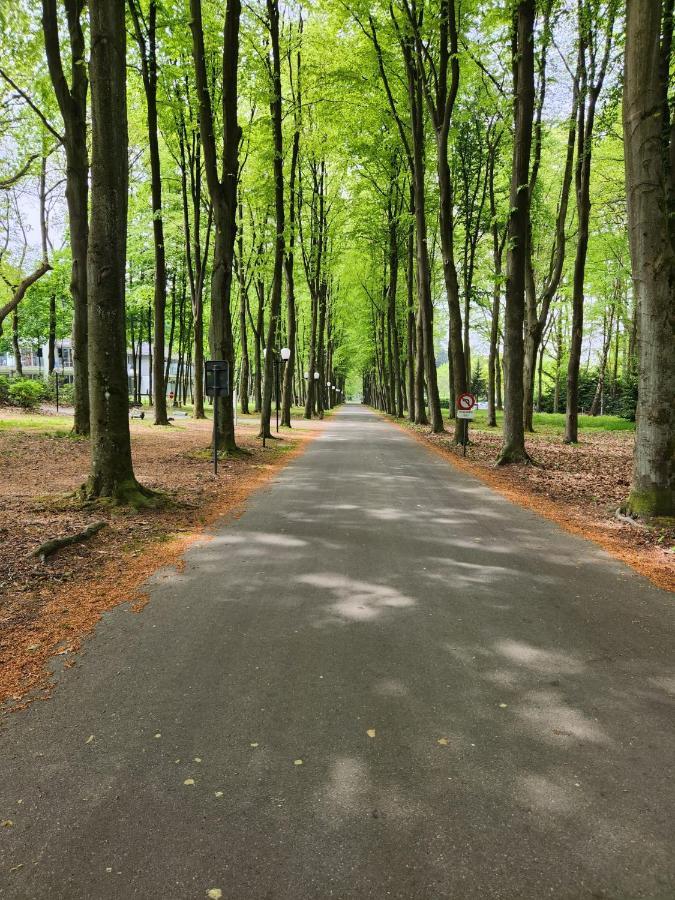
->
1 406 674 899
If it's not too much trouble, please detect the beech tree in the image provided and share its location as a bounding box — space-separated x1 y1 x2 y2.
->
41 0 89 435
622 0 674 516
129 0 169 426
85 0 148 502
498 0 536 465
189 0 241 451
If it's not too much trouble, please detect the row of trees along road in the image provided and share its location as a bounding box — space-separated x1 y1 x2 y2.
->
0 0 671 515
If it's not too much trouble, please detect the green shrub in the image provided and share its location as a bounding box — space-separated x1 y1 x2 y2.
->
0 375 10 406
8 378 46 410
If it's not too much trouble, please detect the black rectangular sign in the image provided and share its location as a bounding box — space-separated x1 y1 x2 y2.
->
205 360 229 398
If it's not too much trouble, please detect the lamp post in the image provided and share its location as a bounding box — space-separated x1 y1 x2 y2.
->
313 370 320 418
280 346 290 427
326 381 332 409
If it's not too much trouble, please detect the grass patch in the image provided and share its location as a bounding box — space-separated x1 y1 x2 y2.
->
0 413 76 434
467 410 634 434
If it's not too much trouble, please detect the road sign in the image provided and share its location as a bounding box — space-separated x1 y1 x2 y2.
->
205 361 230 476
456 393 476 457
457 392 476 412
205 360 229 398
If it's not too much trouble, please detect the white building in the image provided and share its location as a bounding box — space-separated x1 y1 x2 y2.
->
0 339 183 398
0 341 74 381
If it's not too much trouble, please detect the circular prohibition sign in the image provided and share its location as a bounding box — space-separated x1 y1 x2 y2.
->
457 392 476 411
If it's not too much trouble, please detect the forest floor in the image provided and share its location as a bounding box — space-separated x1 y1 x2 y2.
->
0 406 321 711
392 413 674 594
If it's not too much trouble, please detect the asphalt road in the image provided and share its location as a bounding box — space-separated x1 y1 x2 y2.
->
1 405 674 900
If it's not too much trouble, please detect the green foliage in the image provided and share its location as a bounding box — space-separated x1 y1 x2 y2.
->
0 375 10 405
7 377 46 409
470 360 487 399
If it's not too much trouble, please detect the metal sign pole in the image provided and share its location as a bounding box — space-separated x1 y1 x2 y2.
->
213 395 219 476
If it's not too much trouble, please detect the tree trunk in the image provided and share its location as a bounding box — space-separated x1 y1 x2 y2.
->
42 0 90 435
189 0 240 451
498 0 535 465
146 304 153 406
85 0 147 502
260 0 285 439
48 294 56 373
12 310 22 375
589 305 614 416
406 205 416 423
282 29 302 428
129 0 168 425
622 0 674 516
564 3 615 443
165 272 176 387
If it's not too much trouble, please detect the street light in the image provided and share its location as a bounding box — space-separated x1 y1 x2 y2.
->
278 347 290 430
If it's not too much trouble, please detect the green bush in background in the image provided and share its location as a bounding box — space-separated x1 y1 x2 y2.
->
7 378 46 410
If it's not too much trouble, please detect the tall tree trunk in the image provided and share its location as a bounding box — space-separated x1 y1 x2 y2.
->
282 26 302 428
165 272 176 386
622 0 674 516
498 0 535 465
146 304 153 405
85 0 147 501
260 0 285 439
589 304 614 416
487 135 504 428
564 2 615 443
12 310 22 375
48 294 56 373
189 0 240 451
235 201 250 415
129 0 168 425
523 62 578 432
42 0 89 435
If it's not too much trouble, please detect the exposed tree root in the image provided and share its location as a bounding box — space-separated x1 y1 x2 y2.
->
30 521 107 561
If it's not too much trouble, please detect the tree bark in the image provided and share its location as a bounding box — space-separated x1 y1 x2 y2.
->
564 3 615 443
41 0 89 435
497 0 535 465
260 0 286 439
622 0 674 516
189 0 241 451
129 0 168 425
12 310 22 375
85 0 147 502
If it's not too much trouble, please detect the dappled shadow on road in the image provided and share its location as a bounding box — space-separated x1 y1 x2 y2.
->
2 407 672 898
147 415 675 895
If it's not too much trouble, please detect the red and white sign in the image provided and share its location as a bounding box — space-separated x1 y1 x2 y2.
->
457 392 476 411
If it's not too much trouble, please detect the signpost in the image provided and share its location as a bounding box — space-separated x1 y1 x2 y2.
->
205 360 229 475
456 392 476 456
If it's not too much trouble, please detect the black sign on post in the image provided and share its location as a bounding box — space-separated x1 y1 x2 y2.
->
205 361 229 475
